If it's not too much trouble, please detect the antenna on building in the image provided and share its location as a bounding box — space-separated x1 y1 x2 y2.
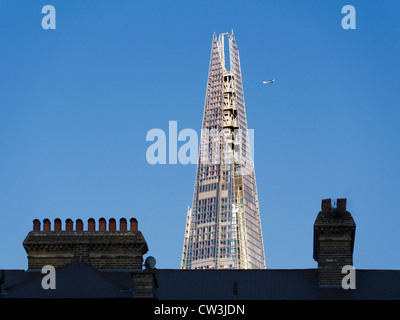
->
144 256 157 270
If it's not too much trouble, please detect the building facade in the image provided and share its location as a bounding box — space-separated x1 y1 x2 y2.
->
181 31 266 269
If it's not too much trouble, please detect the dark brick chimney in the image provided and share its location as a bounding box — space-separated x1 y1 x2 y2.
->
23 217 148 271
313 198 356 287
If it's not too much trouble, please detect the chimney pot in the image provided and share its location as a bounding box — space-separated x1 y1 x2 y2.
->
120 218 127 231
109 218 116 231
76 219 83 231
321 199 331 212
65 219 73 231
43 219 51 231
33 219 41 231
337 198 347 212
130 218 138 231
88 218 95 231
54 218 62 231
99 218 106 231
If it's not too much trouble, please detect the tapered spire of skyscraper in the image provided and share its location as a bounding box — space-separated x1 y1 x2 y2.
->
181 31 266 269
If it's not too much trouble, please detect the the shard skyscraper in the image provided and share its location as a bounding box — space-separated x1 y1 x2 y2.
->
181 31 266 270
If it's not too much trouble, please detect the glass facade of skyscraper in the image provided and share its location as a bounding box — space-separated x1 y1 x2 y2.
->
181 31 266 269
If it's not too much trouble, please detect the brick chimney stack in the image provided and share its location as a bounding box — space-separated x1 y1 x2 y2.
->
313 198 356 287
23 217 148 271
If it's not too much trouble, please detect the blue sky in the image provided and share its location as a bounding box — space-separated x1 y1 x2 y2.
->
0 0 399 270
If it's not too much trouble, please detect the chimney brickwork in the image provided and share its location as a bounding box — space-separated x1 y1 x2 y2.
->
132 271 158 299
313 198 356 287
23 218 148 271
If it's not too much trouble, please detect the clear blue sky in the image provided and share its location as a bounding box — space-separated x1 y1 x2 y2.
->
1 0 399 270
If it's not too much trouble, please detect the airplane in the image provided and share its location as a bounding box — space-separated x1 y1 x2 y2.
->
262 79 275 84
